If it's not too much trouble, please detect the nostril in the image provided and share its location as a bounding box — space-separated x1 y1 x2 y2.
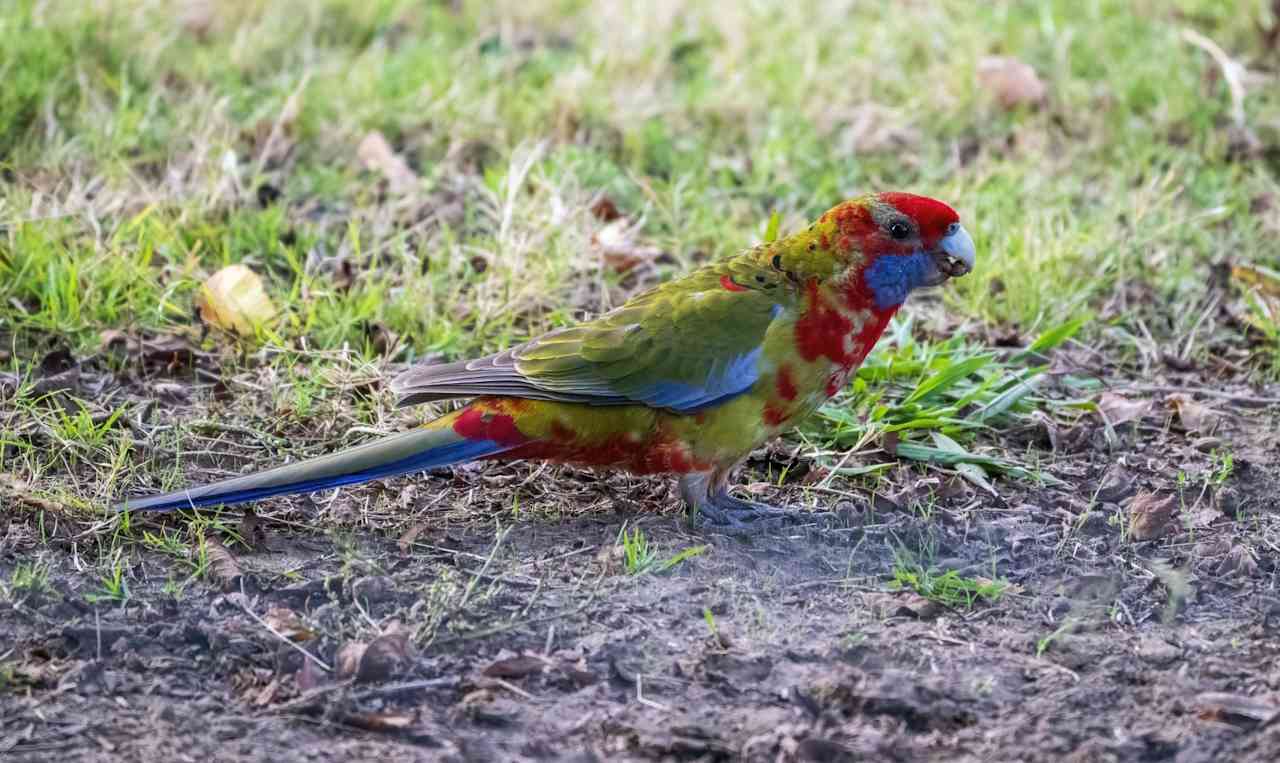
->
939 255 971 277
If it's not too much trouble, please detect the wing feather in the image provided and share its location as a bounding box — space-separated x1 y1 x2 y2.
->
390 258 789 412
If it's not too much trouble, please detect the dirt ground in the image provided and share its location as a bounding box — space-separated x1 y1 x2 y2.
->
3 353 1280 762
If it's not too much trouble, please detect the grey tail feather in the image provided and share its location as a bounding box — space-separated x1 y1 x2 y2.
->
114 420 506 513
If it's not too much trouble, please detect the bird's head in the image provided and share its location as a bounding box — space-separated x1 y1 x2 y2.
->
809 192 976 312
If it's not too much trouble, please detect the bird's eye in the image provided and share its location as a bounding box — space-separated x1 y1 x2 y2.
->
945 222 960 236
888 220 911 240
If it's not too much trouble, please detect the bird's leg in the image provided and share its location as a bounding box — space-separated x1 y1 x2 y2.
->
678 471 831 532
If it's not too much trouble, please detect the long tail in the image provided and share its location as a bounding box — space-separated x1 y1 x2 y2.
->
114 410 509 512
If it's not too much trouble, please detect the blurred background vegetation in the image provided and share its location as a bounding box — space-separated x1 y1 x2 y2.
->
2 0 1277 358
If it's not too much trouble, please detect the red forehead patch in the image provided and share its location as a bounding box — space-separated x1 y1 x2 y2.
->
879 193 959 239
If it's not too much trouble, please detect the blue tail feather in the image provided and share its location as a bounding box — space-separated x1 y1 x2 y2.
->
115 434 507 513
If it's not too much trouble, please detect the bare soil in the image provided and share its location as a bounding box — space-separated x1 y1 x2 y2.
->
3 350 1280 762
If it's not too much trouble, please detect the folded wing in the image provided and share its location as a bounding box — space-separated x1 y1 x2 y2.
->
391 266 783 413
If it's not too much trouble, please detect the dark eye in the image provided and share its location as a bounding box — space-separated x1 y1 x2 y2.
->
945 222 960 236
888 220 911 240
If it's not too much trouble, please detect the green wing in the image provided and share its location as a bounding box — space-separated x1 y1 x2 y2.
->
392 256 790 412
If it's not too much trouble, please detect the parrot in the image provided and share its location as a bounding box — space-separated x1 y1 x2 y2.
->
115 192 976 530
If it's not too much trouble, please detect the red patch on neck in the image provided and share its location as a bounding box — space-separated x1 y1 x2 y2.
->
832 202 874 237
794 281 854 364
719 274 748 292
795 279 897 376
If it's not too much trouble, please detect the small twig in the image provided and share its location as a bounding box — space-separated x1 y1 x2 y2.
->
1182 28 1247 128
1113 597 1138 628
271 679 356 714
913 632 971 648
513 544 597 571
491 678 535 700
1115 384 1280 408
635 674 669 712
253 71 313 179
1180 294 1220 361
237 583 333 673
351 676 458 702
457 523 512 611
786 577 878 591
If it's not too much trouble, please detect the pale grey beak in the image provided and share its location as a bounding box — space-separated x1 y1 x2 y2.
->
937 223 976 278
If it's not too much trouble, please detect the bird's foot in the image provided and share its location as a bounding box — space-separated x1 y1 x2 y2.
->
692 489 834 533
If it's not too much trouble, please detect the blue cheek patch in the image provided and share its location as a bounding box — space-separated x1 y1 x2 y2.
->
864 252 933 310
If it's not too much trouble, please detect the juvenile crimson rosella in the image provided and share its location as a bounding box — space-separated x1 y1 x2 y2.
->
117 193 976 529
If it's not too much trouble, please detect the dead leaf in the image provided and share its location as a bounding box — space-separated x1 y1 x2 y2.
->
1031 410 1061 451
336 641 369 679
262 607 315 642
1 475 70 513
295 656 325 692
140 334 201 374
592 218 665 273
358 131 418 195
834 103 921 154
180 0 216 38
1096 392 1151 426
1196 692 1278 725
1216 545 1259 577
891 593 944 620
343 711 417 733
253 676 281 706
1229 263 1280 335
363 321 399 357
1165 394 1222 436
871 491 902 513
238 507 265 551
977 56 1047 109
590 195 623 221
1126 491 1178 541
482 653 548 679
1182 504 1219 531
204 535 243 590
196 264 277 337
355 622 412 683
303 246 357 293
1096 464 1135 503
397 523 427 554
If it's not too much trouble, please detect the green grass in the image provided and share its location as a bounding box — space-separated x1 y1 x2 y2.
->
806 316 1088 486
1 0 1277 515
4 0 1278 350
617 523 707 575
890 560 1009 609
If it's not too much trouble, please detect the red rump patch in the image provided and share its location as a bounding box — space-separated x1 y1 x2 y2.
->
501 431 708 474
776 366 797 401
452 401 531 446
459 398 711 475
763 404 788 427
719 274 748 292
